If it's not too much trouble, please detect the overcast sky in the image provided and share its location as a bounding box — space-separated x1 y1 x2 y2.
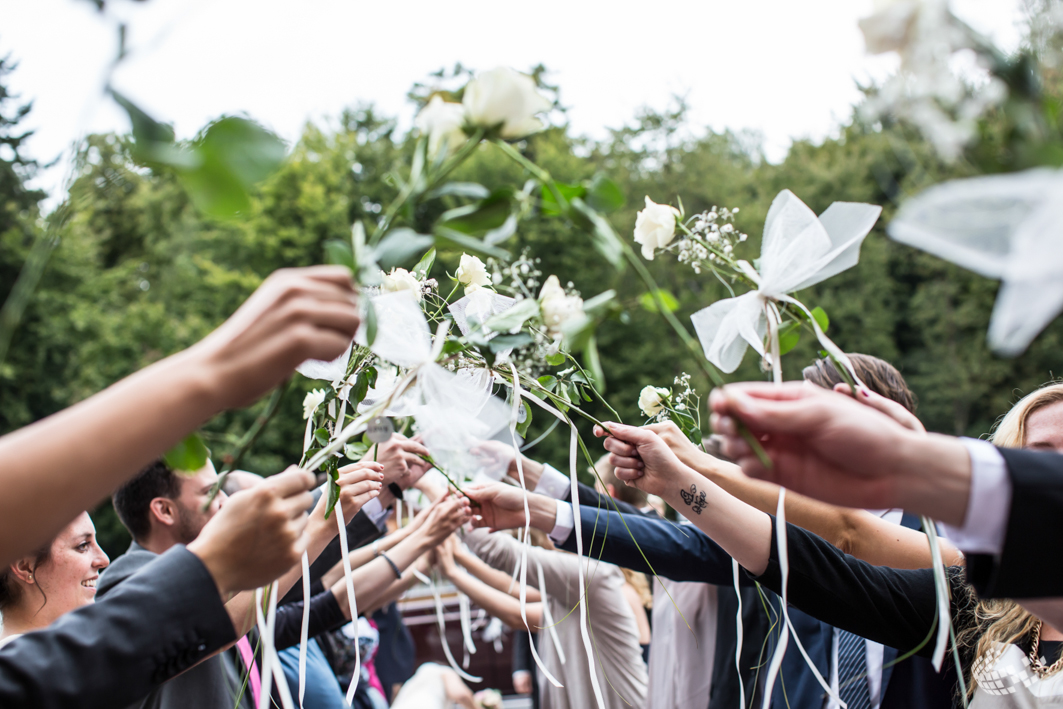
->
4 0 1027 206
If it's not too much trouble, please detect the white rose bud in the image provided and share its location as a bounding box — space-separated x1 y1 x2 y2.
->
415 95 467 157
302 388 327 420
538 275 584 338
638 386 670 417
634 196 681 260
463 67 553 140
381 267 422 299
455 253 492 294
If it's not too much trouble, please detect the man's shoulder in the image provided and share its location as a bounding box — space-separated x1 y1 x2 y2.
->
97 542 158 597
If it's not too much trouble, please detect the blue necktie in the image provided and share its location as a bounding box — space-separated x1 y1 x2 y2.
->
837 629 872 709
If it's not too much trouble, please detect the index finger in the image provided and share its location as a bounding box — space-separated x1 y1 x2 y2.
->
709 381 821 411
297 265 358 289
267 467 317 497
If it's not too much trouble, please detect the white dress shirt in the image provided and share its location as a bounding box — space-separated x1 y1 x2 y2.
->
940 438 1012 556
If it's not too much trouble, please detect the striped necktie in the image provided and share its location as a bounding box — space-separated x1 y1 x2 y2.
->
837 629 872 709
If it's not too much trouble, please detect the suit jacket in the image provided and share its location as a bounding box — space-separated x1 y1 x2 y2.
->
561 507 956 708
966 446 1063 599
0 546 235 709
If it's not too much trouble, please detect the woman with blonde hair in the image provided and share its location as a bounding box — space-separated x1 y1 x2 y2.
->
591 379 1063 706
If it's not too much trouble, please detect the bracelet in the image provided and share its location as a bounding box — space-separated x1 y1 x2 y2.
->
387 482 403 499
378 550 402 580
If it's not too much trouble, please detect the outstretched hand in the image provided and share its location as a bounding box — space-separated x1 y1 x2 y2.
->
594 422 689 498
329 461 384 521
465 481 556 533
708 382 965 514
420 494 473 546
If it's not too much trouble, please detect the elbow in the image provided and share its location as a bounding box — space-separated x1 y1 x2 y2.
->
836 511 861 558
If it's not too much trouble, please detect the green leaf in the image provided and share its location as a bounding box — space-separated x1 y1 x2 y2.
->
365 298 378 346
811 306 829 333
344 441 370 460
324 474 340 520
516 401 533 438
412 248 436 278
163 433 211 474
540 181 586 217
425 182 490 200
314 427 330 446
639 289 679 313
582 289 617 317
488 332 535 352
570 198 625 269
442 338 468 356
433 226 511 261
584 174 625 213
325 239 355 271
439 186 514 235
537 375 558 391
583 336 605 391
484 213 519 246
545 352 566 367
372 228 435 270
351 371 370 405
179 117 287 219
482 299 540 333
778 322 801 355
560 312 595 352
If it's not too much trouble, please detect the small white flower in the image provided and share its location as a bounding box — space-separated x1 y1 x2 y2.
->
302 389 327 420
381 267 422 299
463 67 552 139
538 275 584 338
455 253 492 294
415 96 467 157
638 386 670 417
634 196 681 260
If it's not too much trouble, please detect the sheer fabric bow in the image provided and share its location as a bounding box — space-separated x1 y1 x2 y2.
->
690 190 881 382
889 168 1063 357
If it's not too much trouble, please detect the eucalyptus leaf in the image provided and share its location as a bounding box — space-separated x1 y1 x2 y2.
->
582 289 617 316
433 226 511 260
365 298 378 346
163 433 210 474
484 213 519 246
638 289 679 313
372 228 435 270
482 298 539 333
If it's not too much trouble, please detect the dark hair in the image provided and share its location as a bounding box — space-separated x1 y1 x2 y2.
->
112 459 181 541
802 353 916 414
0 540 53 612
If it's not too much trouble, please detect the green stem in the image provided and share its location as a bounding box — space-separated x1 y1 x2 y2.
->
417 453 477 504
492 139 568 208
206 380 290 508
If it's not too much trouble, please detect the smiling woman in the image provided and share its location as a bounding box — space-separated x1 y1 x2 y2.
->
0 512 110 648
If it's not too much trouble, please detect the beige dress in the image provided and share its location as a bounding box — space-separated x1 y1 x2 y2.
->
648 578 717 709
465 528 648 709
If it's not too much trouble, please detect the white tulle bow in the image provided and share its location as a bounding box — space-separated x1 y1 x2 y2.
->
889 168 1063 357
690 190 881 378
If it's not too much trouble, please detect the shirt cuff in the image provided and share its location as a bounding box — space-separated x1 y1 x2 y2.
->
941 438 1012 555
533 462 570 500
548 500 575 545
361 498 391 530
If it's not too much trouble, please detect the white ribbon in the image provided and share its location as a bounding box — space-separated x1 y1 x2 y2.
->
412 568 483 683
889 168 1063 356
255 583 295 709
691 190 881 376
333 503 361 705
731 559 746 709
298 551 310 708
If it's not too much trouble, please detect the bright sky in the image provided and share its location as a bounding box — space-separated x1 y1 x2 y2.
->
4 0 1027 207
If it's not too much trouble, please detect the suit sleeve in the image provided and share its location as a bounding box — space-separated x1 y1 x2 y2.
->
0 546 236 709
274 590 348 650
557 507 751 586
966 446 1063 598
749 516 976 660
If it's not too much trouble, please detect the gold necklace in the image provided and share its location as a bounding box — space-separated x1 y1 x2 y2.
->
1028 621 1063 678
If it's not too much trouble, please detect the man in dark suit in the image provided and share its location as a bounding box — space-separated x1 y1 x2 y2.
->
707 381 1063 599
0 467 316 709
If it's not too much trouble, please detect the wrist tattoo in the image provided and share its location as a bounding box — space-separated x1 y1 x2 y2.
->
679 484 708 515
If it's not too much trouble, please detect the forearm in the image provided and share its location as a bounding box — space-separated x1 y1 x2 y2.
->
660 466 772 576
890 433 972 526
0 350 218 565
361 565 423 615
445 566 537 629
840 509 965 568
454 547 541 602
334 532 429 615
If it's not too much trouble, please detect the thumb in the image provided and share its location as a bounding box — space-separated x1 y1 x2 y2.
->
602 422 656 447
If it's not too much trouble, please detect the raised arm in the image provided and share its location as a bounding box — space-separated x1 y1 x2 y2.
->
452 541 541 602
0 266 360 567
437 536 543 629
648 420 963 568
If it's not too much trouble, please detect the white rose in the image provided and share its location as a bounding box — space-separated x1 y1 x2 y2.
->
302 388 327 420
415 95 467 157
455 253 491 294
634 196 681 260
638 386 670 417
538 275 584 338
463 67 552 140
381 267 422 299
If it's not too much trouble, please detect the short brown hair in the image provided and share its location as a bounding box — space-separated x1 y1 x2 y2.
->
593 455 647 509
802 353 916 413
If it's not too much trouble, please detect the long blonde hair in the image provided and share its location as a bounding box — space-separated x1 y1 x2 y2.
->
962 381 1063 695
